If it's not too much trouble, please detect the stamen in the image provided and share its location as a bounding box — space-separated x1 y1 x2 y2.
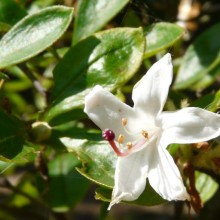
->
126 142 133 150
118 134 124 144
142 130 148 139
121 118 127 126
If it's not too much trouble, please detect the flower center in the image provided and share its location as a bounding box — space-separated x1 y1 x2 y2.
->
102 118 157 157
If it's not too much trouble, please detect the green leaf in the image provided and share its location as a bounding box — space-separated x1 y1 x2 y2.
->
193 62 220 90
0 6 73 69
0 0 27 25
0 160 13 173
47 153 89 212
196 171 218 203
96 182 165 206
207 90 220 112
0 72 9 80
144 22 184 58
191 90 220 112
12 143 39 163
59 136 165 206
73 0 129 44
0 110 25 159
45 27 145 122
62 138 115 188
174 22 220 90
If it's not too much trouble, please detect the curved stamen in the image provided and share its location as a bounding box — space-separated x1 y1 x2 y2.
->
102 129 149 157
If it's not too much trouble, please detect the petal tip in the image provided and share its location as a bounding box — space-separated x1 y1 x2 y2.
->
163 53 172 65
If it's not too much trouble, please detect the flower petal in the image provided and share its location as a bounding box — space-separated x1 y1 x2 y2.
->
132 53 173 119
159 107 220 147
108 144 154 209
84 86 133 134
148 145 190 201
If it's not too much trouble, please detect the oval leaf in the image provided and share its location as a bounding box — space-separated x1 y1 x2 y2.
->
45 27 145 122
144 22 184 58
63 138 115 188
73 0 129 43
174 22 220 90
0 6 73 69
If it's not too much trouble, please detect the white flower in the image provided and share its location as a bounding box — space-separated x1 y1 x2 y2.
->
84 53 220 209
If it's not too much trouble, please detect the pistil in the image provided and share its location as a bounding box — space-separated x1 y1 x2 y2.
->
102 129 129 157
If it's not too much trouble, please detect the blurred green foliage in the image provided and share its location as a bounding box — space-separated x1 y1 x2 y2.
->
0 0 220 219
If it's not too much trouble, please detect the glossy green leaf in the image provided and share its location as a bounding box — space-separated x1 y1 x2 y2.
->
0 6 73 69
0 109 25 159
96 182 165 206
58 135 165 206
47 153 89 212
174 22 220 90
73 0 129 43
144 22 184 58
62 138 115 188
196 171 218 203
0 0 27 25
45 27 145 122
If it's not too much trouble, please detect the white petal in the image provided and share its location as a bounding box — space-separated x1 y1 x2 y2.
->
132 53 173 118
109 145 154 209
84 85 147 142
159 107 220 147
148 145 190 201
84 85 134 136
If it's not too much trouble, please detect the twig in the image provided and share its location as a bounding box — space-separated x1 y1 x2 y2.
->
19 64 46 97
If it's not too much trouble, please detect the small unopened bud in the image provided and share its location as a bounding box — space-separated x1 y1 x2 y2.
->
31 121 52 142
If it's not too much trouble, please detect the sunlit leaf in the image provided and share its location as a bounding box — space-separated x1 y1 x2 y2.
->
73 0 129 43
144 22 184 58
45 27 145 122
196 171 218 203
174 22 220 90
0 6 73 69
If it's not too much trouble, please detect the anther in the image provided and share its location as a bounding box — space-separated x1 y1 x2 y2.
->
121 118 127 126
126 142 133 150
102 129 115 141
118 134 124 144
142 130 148 139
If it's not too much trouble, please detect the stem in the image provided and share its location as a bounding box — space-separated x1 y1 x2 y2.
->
48 47 61 61
19 64 46 97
